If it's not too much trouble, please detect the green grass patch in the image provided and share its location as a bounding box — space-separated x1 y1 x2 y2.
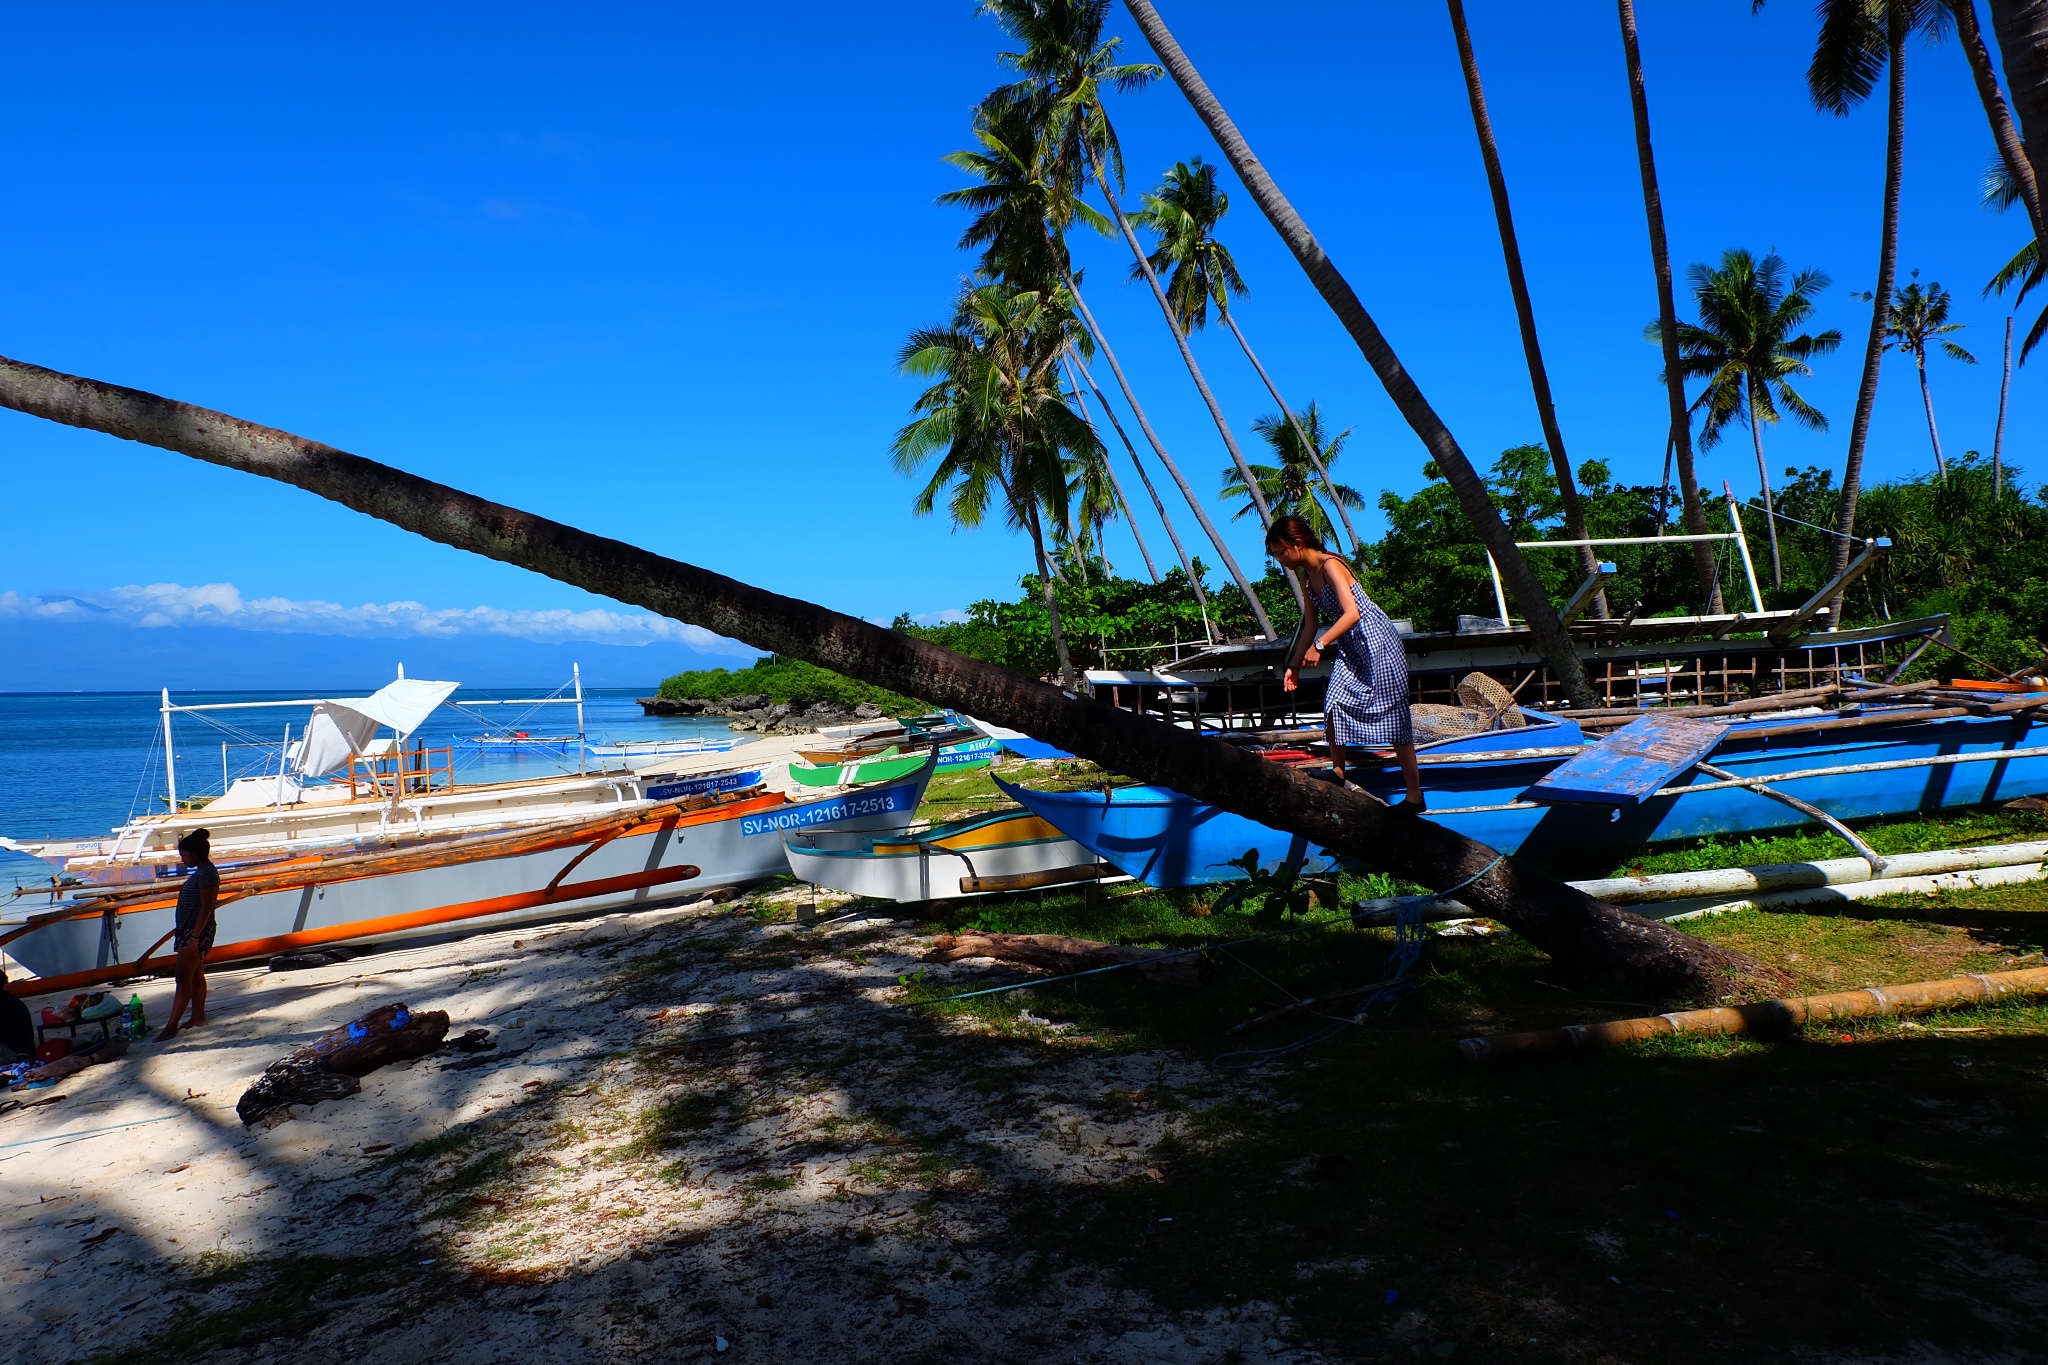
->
1596 806 2048 881
624 1088 732 1156
383 1128 477 1165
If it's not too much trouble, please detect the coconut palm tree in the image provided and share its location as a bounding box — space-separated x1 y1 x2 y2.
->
938 90 1275 638
1883 274 1976 479
978 0 1282 567
1986 1 2048 238
893 283 1100 690
1129 157 1364 557
1448 0 1608 616
1665 249 1843 589
1221 404 1365 548
1618 0 1724 613
1118 0 1597 705
1956 1 2046 246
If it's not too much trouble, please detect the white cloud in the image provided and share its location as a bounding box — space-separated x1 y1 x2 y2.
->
913 608 970 626
0 584 755 654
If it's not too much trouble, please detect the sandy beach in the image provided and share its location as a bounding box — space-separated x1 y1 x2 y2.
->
0 888 1323 1364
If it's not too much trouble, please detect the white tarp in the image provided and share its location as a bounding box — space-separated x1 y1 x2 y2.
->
291 677 459 777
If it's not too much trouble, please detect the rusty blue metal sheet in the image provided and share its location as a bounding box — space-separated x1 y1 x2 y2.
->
1524 714 1728 807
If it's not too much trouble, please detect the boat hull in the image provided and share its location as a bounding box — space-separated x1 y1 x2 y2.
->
2 768 935 988
999 712 2048 886
783 810 1096 901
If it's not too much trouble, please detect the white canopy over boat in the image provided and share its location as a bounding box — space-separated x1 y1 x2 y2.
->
292 677 461 777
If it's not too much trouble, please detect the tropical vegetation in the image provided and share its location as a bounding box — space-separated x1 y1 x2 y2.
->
855 450 2048 685
653 656 921 714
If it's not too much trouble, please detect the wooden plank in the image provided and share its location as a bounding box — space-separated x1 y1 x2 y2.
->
1525 714 1728 807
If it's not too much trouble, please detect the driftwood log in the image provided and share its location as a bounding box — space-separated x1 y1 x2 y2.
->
925 933 1200 987
236 1001 449 1125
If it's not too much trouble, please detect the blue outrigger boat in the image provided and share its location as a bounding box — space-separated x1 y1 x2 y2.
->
997 701 2048 886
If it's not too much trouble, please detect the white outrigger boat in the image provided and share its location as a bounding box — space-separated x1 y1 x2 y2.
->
0 670 941 990
6 669 783 877
783 808 1108 902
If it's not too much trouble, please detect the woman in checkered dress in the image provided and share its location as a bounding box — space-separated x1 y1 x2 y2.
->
1268 516 1424 810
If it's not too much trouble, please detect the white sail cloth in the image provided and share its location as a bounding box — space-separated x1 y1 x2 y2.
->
291 678 459 777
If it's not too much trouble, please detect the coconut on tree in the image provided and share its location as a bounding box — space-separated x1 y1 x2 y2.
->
1883 274 1976 480
893 282 1103 690
1664 249 1843 591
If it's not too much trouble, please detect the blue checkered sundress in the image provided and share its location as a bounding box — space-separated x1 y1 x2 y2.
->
1313 573 1413 748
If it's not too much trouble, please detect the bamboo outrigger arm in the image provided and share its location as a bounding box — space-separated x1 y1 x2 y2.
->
1769 538 1890 645
1694 761 1887 876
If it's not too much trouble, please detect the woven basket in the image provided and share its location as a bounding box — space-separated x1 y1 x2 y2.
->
1455 672 1526 729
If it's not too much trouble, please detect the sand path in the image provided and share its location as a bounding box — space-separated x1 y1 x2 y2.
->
0 890 1324 1364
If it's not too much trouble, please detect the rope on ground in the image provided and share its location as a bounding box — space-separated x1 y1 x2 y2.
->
885 852 1508 1073
0 1113 178 1152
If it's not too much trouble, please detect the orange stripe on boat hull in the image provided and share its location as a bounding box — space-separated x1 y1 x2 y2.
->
7 861 703 998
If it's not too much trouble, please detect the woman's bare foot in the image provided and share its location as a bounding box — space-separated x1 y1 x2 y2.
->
186 1015 207 1029
156 1024 180 1042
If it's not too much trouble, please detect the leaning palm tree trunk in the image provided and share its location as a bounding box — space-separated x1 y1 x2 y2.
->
1996 315 2013 498
1083 141 1312 616
0 352 1762 999
1085 145 1275 528
1989 0 2048 236
1829 17 1906 591
1746 382 1784 589
1021 495 1080 690
1450 0 1608 618
1065 361 1161 581
1062 270 1277 638
1960 0 2047 247
1122 0 1597 707
1618 0 1723 614
1067 345 1217 638
1915 351 1949 481
1220 311 1363 556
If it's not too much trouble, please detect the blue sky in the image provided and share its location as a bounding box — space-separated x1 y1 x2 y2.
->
0 2 2035 688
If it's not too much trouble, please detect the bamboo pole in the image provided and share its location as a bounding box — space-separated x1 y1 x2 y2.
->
1458 966 2048 1062
1355 840 2048 925
1575 840 2048 904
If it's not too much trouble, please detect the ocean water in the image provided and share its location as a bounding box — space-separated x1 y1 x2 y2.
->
0 686 735 892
